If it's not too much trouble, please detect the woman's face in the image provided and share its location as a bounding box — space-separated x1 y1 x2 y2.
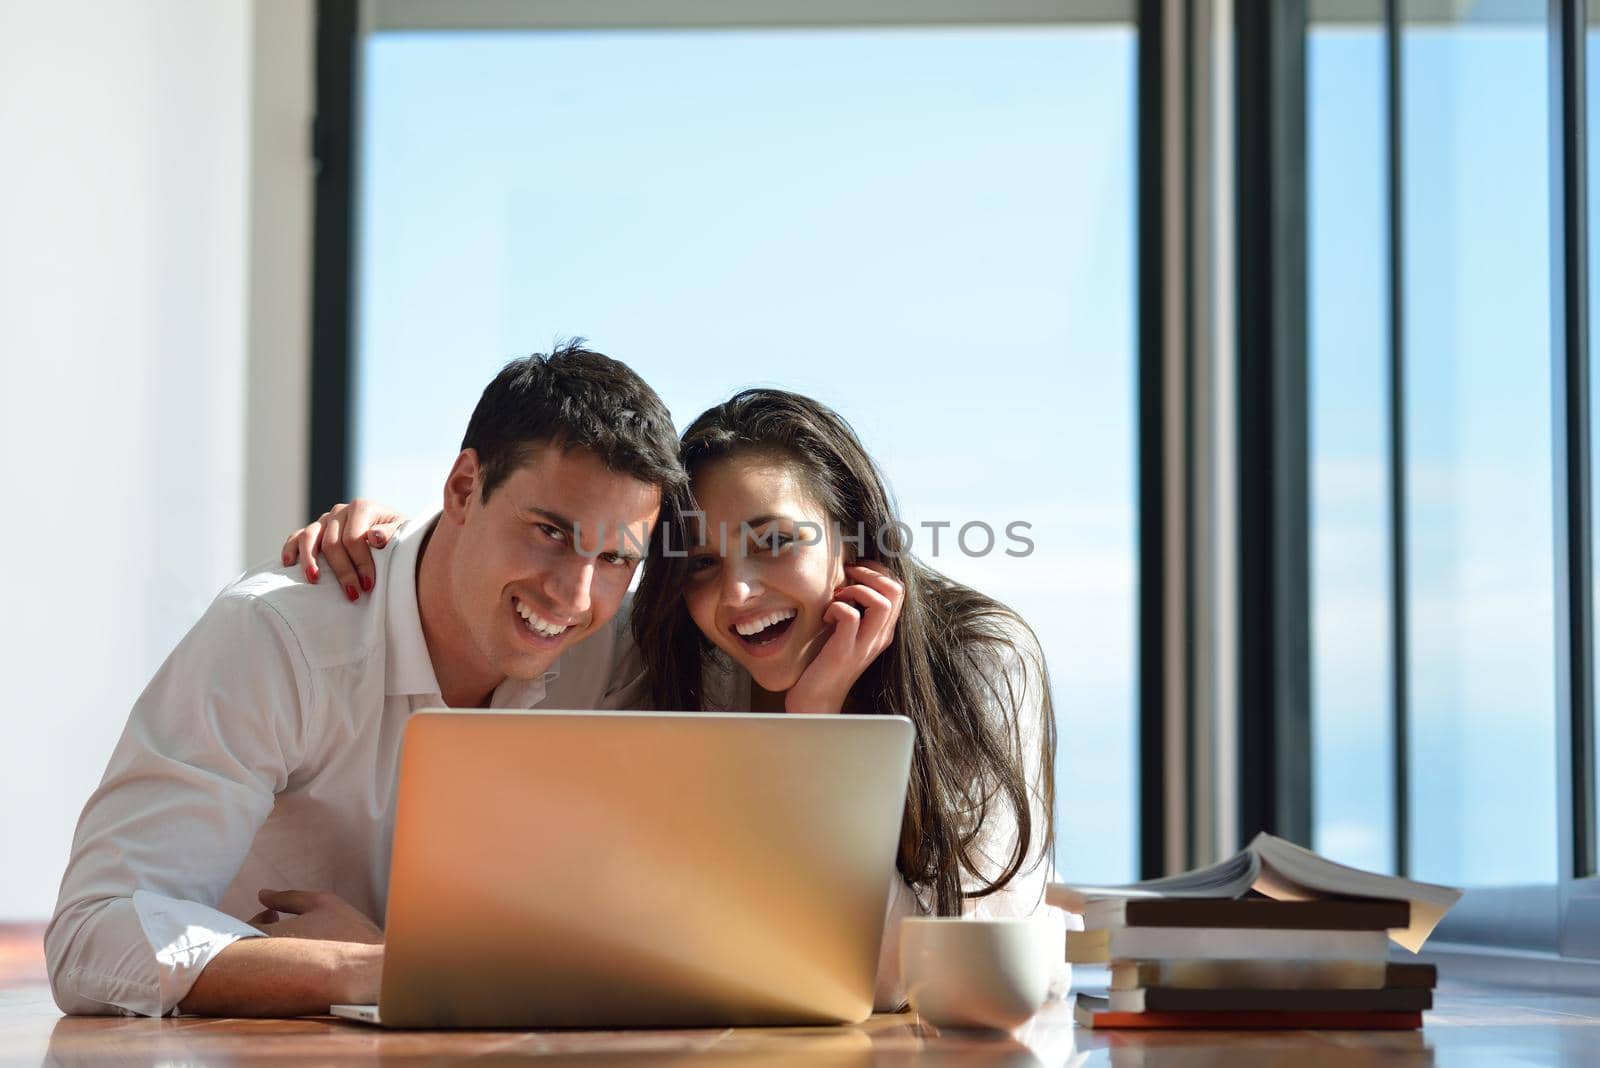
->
682 453 846 693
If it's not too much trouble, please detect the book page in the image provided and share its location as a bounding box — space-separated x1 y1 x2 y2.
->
1248 833 1463 951
1047 850 1260 910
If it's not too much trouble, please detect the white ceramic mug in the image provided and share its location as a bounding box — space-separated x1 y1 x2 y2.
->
899 917 1058 1031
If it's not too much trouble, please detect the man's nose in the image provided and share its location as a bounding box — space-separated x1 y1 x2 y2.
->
544 555 594 619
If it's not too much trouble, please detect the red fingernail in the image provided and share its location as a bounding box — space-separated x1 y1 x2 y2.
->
345 584 358 602
360 574 373 592
307 566 318 583
281 553 291 566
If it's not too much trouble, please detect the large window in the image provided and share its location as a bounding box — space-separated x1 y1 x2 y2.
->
351 11 1142 882
1308 1 1568 904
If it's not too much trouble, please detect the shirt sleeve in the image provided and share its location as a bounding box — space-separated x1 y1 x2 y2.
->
45 591 311 1016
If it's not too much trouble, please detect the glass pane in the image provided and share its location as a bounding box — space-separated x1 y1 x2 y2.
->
1402 2 1558 885
355 27 1140 882
1308 16 1395 874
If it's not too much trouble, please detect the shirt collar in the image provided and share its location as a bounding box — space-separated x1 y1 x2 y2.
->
384 514 443 698
383 512 562 703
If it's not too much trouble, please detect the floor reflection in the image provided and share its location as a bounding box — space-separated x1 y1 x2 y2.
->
41 1014 1051 1068
50 996 1600 1068
1072 1028 1434 1068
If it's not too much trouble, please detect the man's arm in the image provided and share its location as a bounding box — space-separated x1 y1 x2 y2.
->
45 589 337 1016
180 938 381 1017
180 889 387 1016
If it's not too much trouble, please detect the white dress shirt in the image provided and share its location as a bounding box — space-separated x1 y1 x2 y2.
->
46 516 640 1016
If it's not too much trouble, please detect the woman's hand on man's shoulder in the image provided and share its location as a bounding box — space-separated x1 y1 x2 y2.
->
281 499 409 601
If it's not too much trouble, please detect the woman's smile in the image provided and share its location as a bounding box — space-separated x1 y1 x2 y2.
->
728 606 799 656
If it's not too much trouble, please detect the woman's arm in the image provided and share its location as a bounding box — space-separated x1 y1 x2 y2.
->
871 624 1064 1010
963 628 1057 918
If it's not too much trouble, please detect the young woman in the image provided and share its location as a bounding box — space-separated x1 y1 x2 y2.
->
285 389 1062 1006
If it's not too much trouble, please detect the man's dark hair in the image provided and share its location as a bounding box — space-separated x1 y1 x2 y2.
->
461 339 685 502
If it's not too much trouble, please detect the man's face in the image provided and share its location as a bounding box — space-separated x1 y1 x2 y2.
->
445 445 660 682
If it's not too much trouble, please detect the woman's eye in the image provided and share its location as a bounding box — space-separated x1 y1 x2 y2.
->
755 531 794 555
687 555 718 575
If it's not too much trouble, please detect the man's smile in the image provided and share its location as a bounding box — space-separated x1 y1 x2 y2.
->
513 595 575 642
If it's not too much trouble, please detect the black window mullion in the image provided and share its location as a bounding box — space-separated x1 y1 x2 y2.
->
1137 0 1170 881
1384 0 1411 881
1235 0 1312 849
1552 0 1595 884
309 0 359 517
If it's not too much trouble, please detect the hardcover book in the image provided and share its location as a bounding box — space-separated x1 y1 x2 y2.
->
1105 959 1435 991
1065 926 1389 965
1073 993 1424 1031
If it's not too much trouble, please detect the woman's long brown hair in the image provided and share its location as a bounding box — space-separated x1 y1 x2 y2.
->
632 389 1056 915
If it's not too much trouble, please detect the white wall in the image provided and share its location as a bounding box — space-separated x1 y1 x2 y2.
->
245 0 314 565
0 0 312 919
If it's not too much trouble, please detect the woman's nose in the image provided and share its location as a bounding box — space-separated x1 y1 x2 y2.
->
720 560 760 605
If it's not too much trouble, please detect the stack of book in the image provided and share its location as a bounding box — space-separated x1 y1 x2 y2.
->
1050 833 1461 1031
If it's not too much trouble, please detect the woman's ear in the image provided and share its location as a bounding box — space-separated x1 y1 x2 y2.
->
828 542 852 590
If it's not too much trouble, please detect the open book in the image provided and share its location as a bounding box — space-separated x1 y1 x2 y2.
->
1047 833 1462 953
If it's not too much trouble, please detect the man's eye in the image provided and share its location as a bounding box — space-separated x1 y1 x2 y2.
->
538 524 568 544
600 552 635 568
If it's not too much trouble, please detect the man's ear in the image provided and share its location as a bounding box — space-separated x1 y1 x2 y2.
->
441 449 483 523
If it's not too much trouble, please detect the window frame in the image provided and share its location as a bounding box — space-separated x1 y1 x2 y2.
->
307 0 1164 878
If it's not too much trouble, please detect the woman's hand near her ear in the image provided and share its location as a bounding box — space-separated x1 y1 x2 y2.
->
784 560 905 714
281 499 409 600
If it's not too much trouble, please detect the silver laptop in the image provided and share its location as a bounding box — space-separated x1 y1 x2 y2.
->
331 709 913 1029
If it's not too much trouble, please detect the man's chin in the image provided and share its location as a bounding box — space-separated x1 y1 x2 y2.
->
494 644 564 681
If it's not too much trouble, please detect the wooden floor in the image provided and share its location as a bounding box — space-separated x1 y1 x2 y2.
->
4 923 1597 1065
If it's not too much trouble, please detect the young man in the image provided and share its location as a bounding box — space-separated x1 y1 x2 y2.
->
46 344 685 1018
